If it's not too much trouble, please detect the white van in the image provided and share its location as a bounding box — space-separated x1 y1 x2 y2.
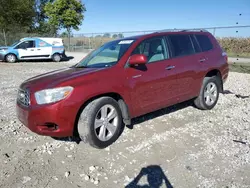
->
0 37 65 63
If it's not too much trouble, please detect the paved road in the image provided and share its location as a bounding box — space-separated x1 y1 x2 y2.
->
228 57 250 64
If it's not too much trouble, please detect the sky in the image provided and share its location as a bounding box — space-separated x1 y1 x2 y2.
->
76 0 250 37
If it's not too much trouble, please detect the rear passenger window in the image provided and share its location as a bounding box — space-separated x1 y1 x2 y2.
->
168 35 195 57
190 35 201 53
195 35 213 52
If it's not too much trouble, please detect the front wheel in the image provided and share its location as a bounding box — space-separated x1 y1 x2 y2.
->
5 54 17 63
194 76 220 110
77 97 123 149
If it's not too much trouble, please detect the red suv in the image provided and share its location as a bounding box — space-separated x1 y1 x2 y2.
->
16 30 229 149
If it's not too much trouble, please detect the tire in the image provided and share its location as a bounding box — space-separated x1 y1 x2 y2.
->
77 97 123 149
5 54 17 63
52 53 61 62
194 76 220 110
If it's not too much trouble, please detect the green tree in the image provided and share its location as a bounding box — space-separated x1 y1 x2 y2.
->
103 33 111 38
0 0 35 45
44 0 86 49
112 34 118 38
118 33 124 38
60 31 69 38
32 0 57 36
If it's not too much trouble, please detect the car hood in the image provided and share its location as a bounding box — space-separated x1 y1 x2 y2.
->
21 67 104 90
0 46 10 50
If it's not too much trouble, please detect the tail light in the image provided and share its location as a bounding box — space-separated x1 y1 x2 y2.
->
222 51 228 64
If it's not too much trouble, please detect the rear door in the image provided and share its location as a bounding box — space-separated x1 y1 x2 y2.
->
194 34 216 69
125 36 179 116
35 39 52 58
166 34 201 102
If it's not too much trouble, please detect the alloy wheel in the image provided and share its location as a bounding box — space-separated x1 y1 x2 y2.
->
204 82 218 106
94 104 119 141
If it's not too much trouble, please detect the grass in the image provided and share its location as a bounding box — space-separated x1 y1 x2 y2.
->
229 63 250 74
226 52 250 58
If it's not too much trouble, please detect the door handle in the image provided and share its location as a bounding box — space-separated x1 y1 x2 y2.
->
199 58 206 63
165 65 175 70
132 75 142 79
30 49 34 51
37 49 41 51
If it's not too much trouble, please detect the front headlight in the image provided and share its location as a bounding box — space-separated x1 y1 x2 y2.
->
34 86 73 105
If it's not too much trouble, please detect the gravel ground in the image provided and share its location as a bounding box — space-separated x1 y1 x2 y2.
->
0 53 250 188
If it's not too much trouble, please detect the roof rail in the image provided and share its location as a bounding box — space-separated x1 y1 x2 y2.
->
179 29 208 32
156 28 209 33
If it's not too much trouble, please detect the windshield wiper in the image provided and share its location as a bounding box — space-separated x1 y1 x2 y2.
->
74 65 89 68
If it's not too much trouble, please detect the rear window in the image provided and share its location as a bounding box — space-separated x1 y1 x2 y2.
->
168 35 195 57
195 34 213 52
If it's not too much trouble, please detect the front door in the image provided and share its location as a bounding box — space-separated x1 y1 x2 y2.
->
125 36 178 117
16 40 36 59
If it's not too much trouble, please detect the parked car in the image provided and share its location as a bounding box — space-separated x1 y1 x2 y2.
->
16 30 229 149
0 37 65 63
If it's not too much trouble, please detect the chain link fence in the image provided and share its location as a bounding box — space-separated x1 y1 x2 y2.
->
1 25 250 57
0 30 53 47
63 25 250 56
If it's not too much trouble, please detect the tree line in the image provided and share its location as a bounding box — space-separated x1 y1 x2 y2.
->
0 0 86 45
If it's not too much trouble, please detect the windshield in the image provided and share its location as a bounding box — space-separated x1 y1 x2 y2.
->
75 39 136 68
11 41 20 47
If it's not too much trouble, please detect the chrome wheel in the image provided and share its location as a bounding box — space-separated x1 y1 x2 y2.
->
6 54 16 63
204 82 218 106
94 104 118 141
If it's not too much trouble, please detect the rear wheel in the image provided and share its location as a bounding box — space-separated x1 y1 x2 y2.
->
52 53 61 62
5 54 17 63
77 97 123 149
194 76 220 110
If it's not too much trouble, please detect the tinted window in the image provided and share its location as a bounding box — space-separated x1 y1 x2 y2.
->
16 41 35 49
168 35 195 57
195 35 213 51
190 35 201 53
132 37 168 63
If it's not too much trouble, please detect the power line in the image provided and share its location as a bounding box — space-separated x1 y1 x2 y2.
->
74 25 250 36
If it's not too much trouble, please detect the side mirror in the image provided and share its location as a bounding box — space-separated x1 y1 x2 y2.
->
128 54 147 66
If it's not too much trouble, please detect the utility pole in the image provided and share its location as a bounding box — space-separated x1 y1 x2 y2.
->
213 28 216 36
3 29 7 46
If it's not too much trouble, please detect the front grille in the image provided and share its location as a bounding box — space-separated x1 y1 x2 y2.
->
17 88 30 106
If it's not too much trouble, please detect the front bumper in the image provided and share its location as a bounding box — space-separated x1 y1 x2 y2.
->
0 53 5 61
16 101 78 137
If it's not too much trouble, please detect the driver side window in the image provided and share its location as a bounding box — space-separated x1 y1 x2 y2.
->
132 37 168 63
16 41 35 49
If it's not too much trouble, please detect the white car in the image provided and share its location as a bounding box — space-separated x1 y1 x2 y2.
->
0 37 65 63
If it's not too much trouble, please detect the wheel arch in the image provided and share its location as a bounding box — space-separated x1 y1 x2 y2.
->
52 52 61 56
204 69 223 92
4 53 18 61
73 92 131 137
